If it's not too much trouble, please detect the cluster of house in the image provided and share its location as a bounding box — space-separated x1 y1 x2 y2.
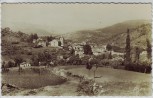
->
33 36 64 48
68 42 111 58
32 35 125 59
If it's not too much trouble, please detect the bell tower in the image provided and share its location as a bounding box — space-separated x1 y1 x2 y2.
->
60 36 64 46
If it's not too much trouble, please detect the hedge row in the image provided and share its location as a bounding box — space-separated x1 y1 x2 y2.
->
125 63 151 73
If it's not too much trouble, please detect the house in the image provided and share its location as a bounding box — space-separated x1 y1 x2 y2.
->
49 39 60 47
49 36 64 47
75 51 84 58
72 43 84 51
33 38 47 47
32 36 65 48
71 43 84 58
20 62 31 67
94 45 108 55
37 39 47 47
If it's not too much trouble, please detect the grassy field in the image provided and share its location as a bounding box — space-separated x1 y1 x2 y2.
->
2 66 152 96
63 66 151 82
2 67 66 89
62 66 152 96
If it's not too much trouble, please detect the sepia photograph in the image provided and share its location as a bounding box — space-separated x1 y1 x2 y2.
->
1 2 152 96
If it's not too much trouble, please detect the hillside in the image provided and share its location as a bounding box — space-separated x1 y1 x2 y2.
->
64 20 151 49
1 27 30 44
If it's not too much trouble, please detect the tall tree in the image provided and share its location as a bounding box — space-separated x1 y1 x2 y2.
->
106 44 112 51
125 29 131 64
146 38 151 59
135 47 140 63
108 51 112 59
83 44 93 55
33 33 38 40
70 48 75 55
28 34 34 43
47 36 54 42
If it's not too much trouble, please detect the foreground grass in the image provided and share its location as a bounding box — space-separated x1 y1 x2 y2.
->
2 66 152 96
2 67 66 89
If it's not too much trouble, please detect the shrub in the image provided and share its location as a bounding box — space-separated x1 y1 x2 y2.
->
106 44 112 51
95 54 106 60
7 61 15 67
58 59 66 65
33 45 42 48
11 41 19 44
77 79 103 96
100 59 110 66
81 55 90 65
66 55 82 65
125 61 151 73
27 51 32 55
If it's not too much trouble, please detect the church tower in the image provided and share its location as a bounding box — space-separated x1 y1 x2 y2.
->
60 36 64 46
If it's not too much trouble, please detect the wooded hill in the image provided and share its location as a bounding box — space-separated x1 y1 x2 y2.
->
64 20 151 49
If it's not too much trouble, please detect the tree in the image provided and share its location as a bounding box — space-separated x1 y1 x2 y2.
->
70 48 75 55
47 36 54 42
31 54 39 66
83 44 93 55
28 34 34 43
14 57 23 67
108 51 112 59
44 50 51 62
106 44 112 51
135 47 140 63
8 61 15 68
125 29 131 64
14 57 23 75
33 33 38 40
38 52 45 62
146 38 151 59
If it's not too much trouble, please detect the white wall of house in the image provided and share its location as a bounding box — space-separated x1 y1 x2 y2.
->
38 41 46 47
20 62 31 67
49 39 59 47
75 51 84 58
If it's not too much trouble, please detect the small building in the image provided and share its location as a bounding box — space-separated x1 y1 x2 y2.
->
49 36 64 47
20 62 31 67
57 55 64 60
75 51 84 58
49 39 60 47
37 39 47 47
32 39 37 43
72 43 84 51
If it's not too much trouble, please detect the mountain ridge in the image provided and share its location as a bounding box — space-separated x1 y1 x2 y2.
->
63 19 151 49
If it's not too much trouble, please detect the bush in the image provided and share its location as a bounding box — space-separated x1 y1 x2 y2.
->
100 59 110 66
27 51 32 55
7 61 15 67
57 59 66 65
77 79 103 96
81 55 90 65
125 61 151 73
11 41 19 44
33 45 42 48
66 55 82 65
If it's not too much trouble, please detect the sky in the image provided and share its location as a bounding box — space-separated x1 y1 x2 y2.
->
1 3 152 34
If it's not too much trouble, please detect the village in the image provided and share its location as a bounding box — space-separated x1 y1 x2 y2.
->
1 3 152 96
1 31 151 96
12 33 149 71
16 35 123 67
